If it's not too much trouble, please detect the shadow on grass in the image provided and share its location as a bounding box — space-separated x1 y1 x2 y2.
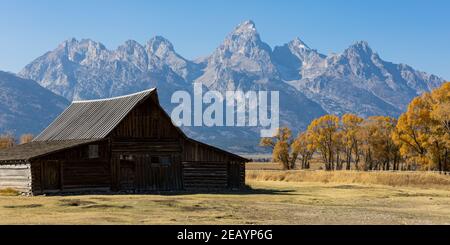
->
328 185 372 189
3 204 43 208
165 188 297 196
41 186 297 197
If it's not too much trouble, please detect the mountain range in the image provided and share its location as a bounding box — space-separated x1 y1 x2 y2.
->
1 20 445 152
0 71 68 136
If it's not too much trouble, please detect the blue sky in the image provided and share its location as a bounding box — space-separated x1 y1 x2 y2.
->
1 0 449 79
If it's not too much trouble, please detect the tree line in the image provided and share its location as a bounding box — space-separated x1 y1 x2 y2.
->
261 82 449 172
0 133 34 149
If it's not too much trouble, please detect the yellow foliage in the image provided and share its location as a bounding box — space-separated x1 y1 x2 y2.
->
307 115 340 170
341 114 364 169
393 82 449 171
260 127 298 170
359 116 399 170
19 134 34 144
293 131 314 169
0 134 15 149
260 83 449 172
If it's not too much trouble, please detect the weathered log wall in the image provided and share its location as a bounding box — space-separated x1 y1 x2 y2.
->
182 161 228 190
0 163 32 193
110 138 183 191
182 140 246 190
109 98 181 140
30 141 110 194
182 139 231 162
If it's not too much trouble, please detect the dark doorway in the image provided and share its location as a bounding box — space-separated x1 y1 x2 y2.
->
137 154 172 190
119 156 136 190
43 161 61 191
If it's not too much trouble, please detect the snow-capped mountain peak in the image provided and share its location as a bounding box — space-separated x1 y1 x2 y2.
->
290 37 311 50
343 41 377 59
195 20 278 89
16 21 445 152
222 20 271 54
146 35 175 54
232 20 257 35
115 40 148 71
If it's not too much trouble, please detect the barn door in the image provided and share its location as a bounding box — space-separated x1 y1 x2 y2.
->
42 161 61 191
116 153 179 191
119 157 136 190
140 154 172 190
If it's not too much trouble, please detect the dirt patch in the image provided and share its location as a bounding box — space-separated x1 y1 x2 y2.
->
332 185 371 189
3 204 43 208
393 192 442 198
90 197 113 202
215 214 236 219
180 201 227 212
180 204 210 212
153 199 179 207
152 199 213 211
82 204 133 209
58 199 97 207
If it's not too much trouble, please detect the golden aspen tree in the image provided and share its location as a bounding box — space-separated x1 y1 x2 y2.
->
307 115 340 170
260 127 299 170
364 116 399 170
392 96 431 169
19 134 34 144
341 114 364 170
292 131 315 169
0 133 16 149
427 82 450 171
393 82 449 171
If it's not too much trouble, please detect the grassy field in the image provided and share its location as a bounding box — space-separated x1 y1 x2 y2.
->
247 169 450 190
246 158 325 170
0 178 449 224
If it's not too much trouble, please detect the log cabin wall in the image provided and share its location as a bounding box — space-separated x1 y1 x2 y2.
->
181 139 246 190
0 162 32 193
30 141 110 194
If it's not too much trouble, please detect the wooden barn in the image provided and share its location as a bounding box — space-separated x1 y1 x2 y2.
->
0 88 248 195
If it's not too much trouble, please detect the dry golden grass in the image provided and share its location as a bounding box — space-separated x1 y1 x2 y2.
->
0 188 20 196
0 180 449 224
246 162 283 170
246 169 450 189
246 158 324 170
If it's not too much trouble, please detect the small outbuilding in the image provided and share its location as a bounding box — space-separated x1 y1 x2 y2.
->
0 88 248 194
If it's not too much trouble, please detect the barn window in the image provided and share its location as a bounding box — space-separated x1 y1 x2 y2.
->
88 144 99 159
160 156 171 166
150 156 171 166
120 154 134 161
151 156 160 164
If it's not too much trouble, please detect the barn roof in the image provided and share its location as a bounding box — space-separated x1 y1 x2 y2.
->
33 88 156 141
0 139 101 161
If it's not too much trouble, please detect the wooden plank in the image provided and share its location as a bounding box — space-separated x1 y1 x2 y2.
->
0 170 31 176
0 162 31 192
